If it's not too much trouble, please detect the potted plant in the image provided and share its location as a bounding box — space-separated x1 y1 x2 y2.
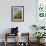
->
32 25 39 30
32 24 45 30
40 26 45 29
33 32 46 43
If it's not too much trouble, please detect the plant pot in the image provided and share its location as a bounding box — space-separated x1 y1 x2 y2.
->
37 39 44 44
37 39 40 43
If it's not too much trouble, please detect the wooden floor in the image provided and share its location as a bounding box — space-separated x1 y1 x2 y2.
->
0 42 46 46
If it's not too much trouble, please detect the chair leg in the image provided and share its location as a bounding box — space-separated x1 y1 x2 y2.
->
4 41 7 46
16 35 18 46
4 33 7 46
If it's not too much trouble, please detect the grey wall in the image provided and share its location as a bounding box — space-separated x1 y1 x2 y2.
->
0 0 37 42
0 0 36 34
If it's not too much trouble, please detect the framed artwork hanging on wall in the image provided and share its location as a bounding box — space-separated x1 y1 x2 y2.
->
11 6 24 22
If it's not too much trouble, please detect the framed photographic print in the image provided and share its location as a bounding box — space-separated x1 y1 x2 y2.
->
11 6 24 22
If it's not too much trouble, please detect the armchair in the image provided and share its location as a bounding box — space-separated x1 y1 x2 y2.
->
4 27 19 46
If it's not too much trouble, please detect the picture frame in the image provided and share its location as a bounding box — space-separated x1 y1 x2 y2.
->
11 6 24 22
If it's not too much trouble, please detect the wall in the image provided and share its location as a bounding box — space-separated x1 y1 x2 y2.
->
0 0 36 42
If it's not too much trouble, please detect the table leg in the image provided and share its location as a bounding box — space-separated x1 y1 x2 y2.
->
5 34 7 46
